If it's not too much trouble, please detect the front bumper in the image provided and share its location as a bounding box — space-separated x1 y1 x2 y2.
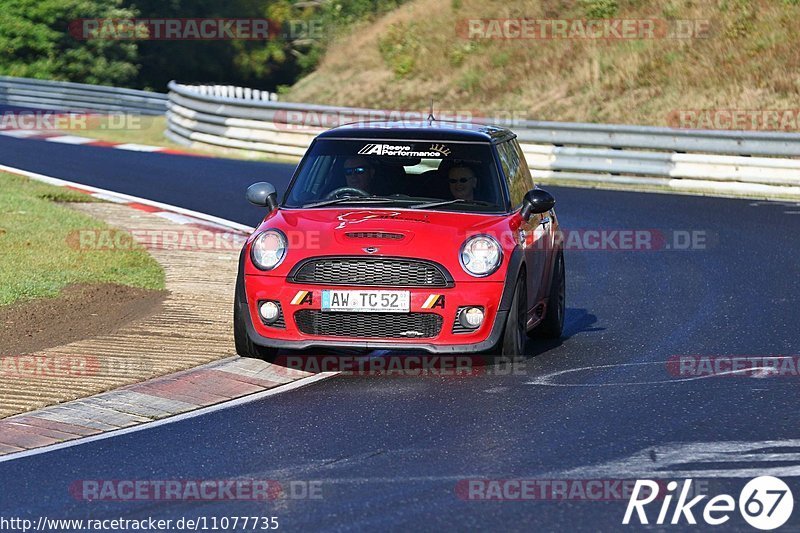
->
242 277 511 353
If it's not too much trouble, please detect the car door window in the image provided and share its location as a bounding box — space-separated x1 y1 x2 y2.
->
497 141 527 208
512 140 535 193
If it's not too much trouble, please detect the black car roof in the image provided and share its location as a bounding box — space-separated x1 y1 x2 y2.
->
316 120 516 144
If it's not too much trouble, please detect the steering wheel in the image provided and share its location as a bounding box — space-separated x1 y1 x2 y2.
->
325 187 370 200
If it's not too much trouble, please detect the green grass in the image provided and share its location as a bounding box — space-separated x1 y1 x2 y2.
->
0 172 165 307
68 115 287 162
79 115 173 147
68 115 209 154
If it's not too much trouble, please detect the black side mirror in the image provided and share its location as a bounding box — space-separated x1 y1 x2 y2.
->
520 188 555 221
246 182 278 212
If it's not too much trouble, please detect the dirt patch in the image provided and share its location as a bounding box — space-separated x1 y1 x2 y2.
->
0 284 168 356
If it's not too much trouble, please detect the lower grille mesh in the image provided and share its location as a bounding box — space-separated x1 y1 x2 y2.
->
294 310 442 338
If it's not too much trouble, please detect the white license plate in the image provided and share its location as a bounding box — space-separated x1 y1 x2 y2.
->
321 290 410 313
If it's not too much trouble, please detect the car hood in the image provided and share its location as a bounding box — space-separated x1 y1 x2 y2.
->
247 207 519 279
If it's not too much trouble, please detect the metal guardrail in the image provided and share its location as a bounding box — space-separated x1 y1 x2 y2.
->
0 76 167 115
168 81 800 198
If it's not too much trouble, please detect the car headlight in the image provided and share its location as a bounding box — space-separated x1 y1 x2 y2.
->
460 235 502 277
250 229 287 270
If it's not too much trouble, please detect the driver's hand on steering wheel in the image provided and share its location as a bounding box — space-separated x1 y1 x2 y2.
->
325 186 371 200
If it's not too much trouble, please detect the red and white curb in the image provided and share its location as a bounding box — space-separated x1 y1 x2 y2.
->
0 128 200 156
0 164 252 235
0 359 334 461
0 163 339 461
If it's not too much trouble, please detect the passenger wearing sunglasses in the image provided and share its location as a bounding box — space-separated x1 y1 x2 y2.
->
448 164 478 201
343 157 375 193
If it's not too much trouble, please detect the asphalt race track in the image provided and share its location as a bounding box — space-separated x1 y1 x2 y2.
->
1 135 799 531
0 132 292 226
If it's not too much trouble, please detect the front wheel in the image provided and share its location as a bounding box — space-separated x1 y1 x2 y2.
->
532 251 565 339
489 272 527 357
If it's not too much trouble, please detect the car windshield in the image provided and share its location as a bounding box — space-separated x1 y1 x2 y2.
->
283 139 506 212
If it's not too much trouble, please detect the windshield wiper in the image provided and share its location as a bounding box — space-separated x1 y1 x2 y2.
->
303 195 416 209
303 196 394 208
409 198 496 210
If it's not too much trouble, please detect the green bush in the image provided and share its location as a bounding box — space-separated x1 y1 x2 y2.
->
0 0 139 86
579 0 619 19
378 22 421 78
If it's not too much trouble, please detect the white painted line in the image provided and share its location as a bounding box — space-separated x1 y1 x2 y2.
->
113 143 164 152
0 130 44 138
750 201 800 207
0 164 255 233
523 360 797 387
90 192 129 203
44 135 95 145
0 372 338 463
547 439 800 479
155 211 201 225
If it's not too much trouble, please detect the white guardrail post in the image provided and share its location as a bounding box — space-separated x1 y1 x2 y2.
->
165 81 800 198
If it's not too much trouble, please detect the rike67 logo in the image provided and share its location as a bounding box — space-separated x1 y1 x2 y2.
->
623 476 794 530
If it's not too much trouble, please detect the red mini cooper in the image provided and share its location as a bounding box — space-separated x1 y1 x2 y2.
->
234 121 565 360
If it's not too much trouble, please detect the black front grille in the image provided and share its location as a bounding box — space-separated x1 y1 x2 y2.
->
290 257 451 287
294 310 443 338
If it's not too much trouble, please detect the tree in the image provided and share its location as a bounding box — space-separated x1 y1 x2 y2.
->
0 0 139 86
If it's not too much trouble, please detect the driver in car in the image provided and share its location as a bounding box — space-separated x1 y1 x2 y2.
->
448 164 478 201
343 157 376 194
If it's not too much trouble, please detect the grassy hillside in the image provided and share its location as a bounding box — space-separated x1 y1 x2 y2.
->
284 0 800 126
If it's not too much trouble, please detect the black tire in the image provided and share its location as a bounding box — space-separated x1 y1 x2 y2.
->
533 251 565 339
234 274 279 362
490 272 527 357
